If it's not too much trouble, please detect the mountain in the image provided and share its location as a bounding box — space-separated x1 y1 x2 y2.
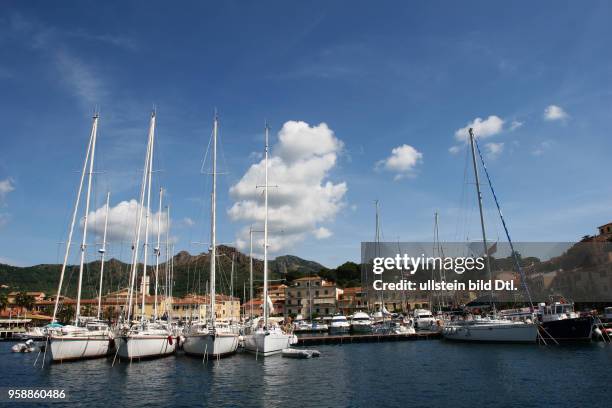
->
0 246 331 300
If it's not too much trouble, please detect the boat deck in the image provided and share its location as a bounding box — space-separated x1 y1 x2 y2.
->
296 331 441 345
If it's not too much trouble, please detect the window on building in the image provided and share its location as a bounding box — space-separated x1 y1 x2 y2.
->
315 290 319 297
325 308 329 314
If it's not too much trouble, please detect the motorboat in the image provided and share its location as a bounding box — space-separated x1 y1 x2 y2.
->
329 314 350 334
350 311 373 333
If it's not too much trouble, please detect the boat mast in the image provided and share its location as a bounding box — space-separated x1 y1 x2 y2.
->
52 114 96 323
153 188 163 321
75 113 99 325
209 113 218 328
230 252 235 318
249 225 254 320
97 191 110 320
126 112 155 323
375 200 384 321
140 112 155 323
468 128 495 313
165 205 172 321
263 123 270 329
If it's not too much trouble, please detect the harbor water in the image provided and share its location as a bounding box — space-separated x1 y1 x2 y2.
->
1 340 610 407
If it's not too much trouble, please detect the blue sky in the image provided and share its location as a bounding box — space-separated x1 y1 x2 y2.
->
0 1 611 268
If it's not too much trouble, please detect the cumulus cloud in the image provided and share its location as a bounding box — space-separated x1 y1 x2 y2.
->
182 217 195 227
454 115 504 141
377 144 423 180
84 199 169 243
0 178 15 202
544 105 568 121
228 121 346 253
448 145 462 155
313 227 332 239
485 142 504 158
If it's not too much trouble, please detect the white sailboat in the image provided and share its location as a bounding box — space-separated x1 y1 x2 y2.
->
183 113 239 358
49 113 112 362
244 124 296 356
442 128 537 343
116 111 176 360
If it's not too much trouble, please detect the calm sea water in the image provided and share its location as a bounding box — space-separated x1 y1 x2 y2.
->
1 340 610 407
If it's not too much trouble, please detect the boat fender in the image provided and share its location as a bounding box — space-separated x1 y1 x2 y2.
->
109 338 116 349
167 335 173 345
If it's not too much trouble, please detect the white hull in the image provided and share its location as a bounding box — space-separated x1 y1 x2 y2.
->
117 335 176 360
244 331 294 356
442 322 537 343
49 335 110 362
183 333 239 357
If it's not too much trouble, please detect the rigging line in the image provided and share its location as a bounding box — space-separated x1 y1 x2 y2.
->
473 138 534 308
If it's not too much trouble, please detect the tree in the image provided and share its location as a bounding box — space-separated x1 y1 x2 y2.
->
14 291 35 318
0 292 8 312
57 305 75 324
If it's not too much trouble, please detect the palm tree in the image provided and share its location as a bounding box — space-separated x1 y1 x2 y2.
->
14 291 35 318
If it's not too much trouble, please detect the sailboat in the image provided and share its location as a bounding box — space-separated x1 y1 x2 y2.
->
244 124 296 356
442 128 537 343
48 113 112 362
116 111 176 360
183 113 239 358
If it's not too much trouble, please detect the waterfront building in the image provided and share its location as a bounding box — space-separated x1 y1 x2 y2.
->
284 276 341 318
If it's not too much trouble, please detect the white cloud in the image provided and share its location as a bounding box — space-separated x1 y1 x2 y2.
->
509 120 524 131
544 105 568 121
377 144 423 180
454 115 504 141
84 199 169 243
229 121 346 253
0 178 15 202
448 145 462 155
313 227 332 239
182 217 195 227
531 140 554 156
485 142 504 158
55 49 106 106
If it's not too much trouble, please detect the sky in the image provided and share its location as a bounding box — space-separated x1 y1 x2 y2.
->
1 1 611 268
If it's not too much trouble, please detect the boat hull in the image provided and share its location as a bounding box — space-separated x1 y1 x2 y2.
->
116 335 176 360
244 332 293 356
329 325 350 335
183 333 239 358
49 335 110 362
351 324 373 334
442 323 537 343
539 317 593 342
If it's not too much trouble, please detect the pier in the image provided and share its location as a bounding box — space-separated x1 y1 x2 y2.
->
296 331 441 346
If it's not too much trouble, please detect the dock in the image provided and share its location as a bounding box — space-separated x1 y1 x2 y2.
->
295 331 441 346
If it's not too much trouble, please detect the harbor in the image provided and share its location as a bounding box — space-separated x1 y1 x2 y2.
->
2 339 611 407
295 331 441 345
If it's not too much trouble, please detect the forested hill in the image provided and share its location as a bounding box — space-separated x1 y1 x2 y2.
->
0 247 362 299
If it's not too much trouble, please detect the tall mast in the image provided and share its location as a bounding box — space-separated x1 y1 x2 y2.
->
127 112 155 323
249 226 254 320
75 113 98 324
375 200 384 321
97 191 110 320
209 113 218 327
468 128 494 312
263 123 271 329
153 188 163 321
140 112 155 322
52 114 97 323
165 205 172 321
230 252 235 317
